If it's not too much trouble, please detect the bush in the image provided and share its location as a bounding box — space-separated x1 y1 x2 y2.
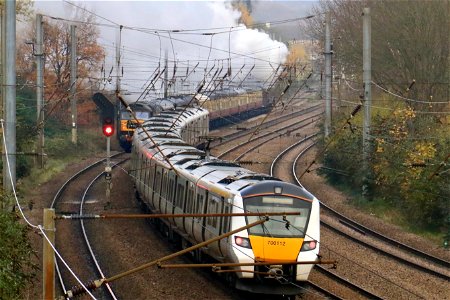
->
0 211 37 299
322 103 450 232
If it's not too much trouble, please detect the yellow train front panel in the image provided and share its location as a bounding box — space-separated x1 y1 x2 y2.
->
249 236 303 263
120 119 145 132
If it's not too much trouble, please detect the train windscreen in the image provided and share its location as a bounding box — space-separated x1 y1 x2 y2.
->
244 196 311 238
121 111 150 120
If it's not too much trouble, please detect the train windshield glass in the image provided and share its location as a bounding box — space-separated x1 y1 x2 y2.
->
136 111 150 119
121 111 132 120
121 111 150 120
244 196 311 238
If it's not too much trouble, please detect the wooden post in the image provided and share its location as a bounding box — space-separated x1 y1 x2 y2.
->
43 208 55 300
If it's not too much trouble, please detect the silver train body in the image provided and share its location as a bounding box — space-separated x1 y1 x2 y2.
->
130 107 320 296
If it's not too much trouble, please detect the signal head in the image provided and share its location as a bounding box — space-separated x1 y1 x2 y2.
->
102 117 114 137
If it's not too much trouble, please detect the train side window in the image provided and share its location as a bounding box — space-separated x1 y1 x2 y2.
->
144 160 150 188
161 171 168 200
155 169 161 194
186 184 194 213
139 154 145 182
176 183 185 208
196 192 205 220
221 203 231 234
207 194 220 228
149 161 155 190
196 194 201 216
167 177 174 203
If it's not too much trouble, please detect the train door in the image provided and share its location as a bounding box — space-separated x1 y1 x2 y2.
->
173 178 187 229
193 187 207 243
204 193 223 253
142 157 149 205
165 172 176 215
159 169 169 215
219 200 232 256
138 153 145 194
184 182 195 237
152 166 162 210
145 159 155 208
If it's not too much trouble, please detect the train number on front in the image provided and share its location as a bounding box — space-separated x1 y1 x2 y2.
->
267 240 286 246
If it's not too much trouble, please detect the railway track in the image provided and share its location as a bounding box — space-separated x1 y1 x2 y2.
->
210 105 363 299
44 96 446 299
289 142 449 279
210 102 323 149
50 152 125 299
210 104 322 160
219 111 322 161
270 137 385 298
270 135 450 299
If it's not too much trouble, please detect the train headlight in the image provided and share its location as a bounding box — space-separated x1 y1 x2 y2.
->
234 236 252 249
301 240 317 251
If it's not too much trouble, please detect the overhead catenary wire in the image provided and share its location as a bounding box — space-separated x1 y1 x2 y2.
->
42 13 286 66
372 81 449 104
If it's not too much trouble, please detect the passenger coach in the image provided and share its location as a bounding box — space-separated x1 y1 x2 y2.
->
130 106 320 297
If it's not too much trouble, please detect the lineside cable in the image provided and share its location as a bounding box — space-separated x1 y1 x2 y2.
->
0 119 96 299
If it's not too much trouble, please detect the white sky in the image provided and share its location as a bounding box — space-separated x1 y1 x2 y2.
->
32 1 316 98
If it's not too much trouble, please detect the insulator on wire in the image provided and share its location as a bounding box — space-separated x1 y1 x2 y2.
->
281 82 291 95
410 162 426 167
350 104 362 117
406 79 416 91
65 280 97 299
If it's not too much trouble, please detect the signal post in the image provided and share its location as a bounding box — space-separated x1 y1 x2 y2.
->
102 118 114 199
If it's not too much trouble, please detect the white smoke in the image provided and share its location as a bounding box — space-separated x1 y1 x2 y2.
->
34 0 289 98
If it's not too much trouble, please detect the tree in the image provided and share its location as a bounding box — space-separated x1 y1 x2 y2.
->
0 0 33 20
306 0 449 111
308 0 450 230
17 8 105 123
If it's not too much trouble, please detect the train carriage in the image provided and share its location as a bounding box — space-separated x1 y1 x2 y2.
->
130 106 321 297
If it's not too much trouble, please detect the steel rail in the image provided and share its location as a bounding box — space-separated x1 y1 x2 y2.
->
50 152 125 298
210 102 322 148
290 142 449 274
283 137 450 290
270 135 383 299
79 160 128 300
218 110 323 159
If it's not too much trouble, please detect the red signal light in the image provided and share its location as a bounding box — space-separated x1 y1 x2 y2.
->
102 118 114 137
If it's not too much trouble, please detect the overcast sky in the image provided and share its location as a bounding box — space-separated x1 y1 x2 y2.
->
33 1 317 98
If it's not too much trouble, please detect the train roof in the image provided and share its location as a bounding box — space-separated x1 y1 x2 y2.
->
134 106 303 197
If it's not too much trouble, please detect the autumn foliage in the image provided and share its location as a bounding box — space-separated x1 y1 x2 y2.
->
17 12 105 125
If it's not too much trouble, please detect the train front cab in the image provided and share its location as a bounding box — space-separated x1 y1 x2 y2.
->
118 109 152 152
230 181 320 295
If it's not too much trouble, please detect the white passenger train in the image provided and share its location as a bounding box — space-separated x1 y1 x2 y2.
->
129 106 320 297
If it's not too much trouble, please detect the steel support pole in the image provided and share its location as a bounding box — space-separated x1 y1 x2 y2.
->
362 7 372 199
164 49 168 98
115 26 122 119
324 12 332 137
106 136 111 198
0 9 5 185
70 25 77 144
3 0 16 196
36 14 45 167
